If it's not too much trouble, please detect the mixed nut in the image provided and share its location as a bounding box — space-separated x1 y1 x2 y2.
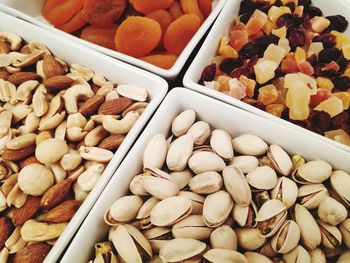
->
89 109 350 262
0 31 149 262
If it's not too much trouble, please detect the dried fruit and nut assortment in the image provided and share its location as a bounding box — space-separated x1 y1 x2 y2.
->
199 0 350 147
89 109 350 263
41 0 216 69
0 31 149 261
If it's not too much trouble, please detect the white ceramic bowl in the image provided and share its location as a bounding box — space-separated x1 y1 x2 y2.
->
0 0 227 79
0 11 168 263
62 87 350 262
184 0 350 152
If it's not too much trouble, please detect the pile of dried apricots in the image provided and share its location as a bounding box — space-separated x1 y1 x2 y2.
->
42 0 213 69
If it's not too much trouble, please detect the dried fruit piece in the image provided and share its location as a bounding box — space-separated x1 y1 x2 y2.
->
254 59 277 84
181 0 204 21
56 10 86 33
42 0 85 26
230 30 249 51
310 89 332 108
131 0 174 14
258 84 278 105
314 96 344 117
333 92 350 110
141 53 178 69
199 63 216 84
325 129 350 146
286 83 311 121
326 15 348 33
308 110 331 134
81 25 118 50
198 0 212 18
146 10 173 36
169 1 184 20
246 9 268 36
266 104 285 117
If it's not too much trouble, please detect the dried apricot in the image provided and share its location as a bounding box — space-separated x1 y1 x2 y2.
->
131 0 174 14
115 16 162 57
141 53 178 69
164 14 201 56
82 0 127 26
169 1 184 20
81 25 118 50
181 0 204 21
56 10 86 33
198 0 212 18
146 10 173 34
42 0 85 26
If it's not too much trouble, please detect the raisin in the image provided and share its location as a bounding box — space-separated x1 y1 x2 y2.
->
253 35 279 56
276 13 297 28
308 110 331 135
307 54 317 66
240 13 252 24
337 54 348 71
287 27 305 51
230 56 258 79
312 33 336 48
299 0 311 8
199 63 216 84
314 66 341 78
219 58 243 74
326 15 349 33
239 42 260 58
332 76 350 91
239 0 255 15
331 111 349 130
303 15 311 29
285 2 295 13
318 48 341 64
307 6 322 18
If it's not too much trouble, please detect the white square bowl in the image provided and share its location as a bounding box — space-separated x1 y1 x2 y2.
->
0 11 168 263
184 0 350 152
0 0 227 79
62 87 350 262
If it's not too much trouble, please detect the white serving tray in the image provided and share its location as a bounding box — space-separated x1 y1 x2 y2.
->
0 0 227 79
0 11 168 263
184 0 350 152
63 88 350 262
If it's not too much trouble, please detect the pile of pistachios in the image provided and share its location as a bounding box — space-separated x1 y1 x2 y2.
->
89 109 350 263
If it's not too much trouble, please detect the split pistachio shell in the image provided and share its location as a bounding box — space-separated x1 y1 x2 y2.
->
271 220 300 254
318 197 347 226
171 109 196 137
298 184 329 210
203 249 247 263
189 171 223 194
244 252 273 263
340 219 350 248
259 242 277 258
203 190 233 228
136 197 160 220
236 228 266 251
282 245 311 263
232 202 257 227
294 204 321 250
271 177 298 209
294 160 332 184
187 121 211 145
330 170 350 206
143 134 167 170
246 166 277 191
338 251 350 263
267 144 292 176
210 225 237 250
210 129 234 161
178 191 204 215
169 170 192 190
143 227 172 253
232 134 268 156
172 215 212 240
150 196 192 227
309 248 326 263
223 166 251 207
129 174 148 196
166 134 194 171
230 156 259 174
188 151 226 174
159 238 206 262
317 220 342 249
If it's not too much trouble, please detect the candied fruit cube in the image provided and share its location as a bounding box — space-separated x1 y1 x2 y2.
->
239 75 256 98
219 37 239 58
294 6 304 17
342 44 350 60
258 84 278 105
272 26 287 38
268 6 291 23
217 76 231 92
264 44 286 65
229 78 246 99
275 88 288 106
281 58 299 73
310 89 332 108
286 84 311 121
295 47 306 61
284 73 300 89
254 59 278 84
308 42 324 58
297 61 314 76
278 37 291 56
331 30 350 50
266 103 285 117
344 68 350 77
263 20 275 35
285 73 317 95
204 81 219 90
281 0 297 5
298 73 317 94
316 77 334 91
246 10 268 36
314 96 344 117
325 129 350 146
333 92 350 110
230 30 249 51
311 16 331 33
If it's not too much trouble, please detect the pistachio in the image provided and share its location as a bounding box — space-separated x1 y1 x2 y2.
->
187 121 211 145
267 144 292 176
282 245 311 263
232 202 257 227
236 228 266 250
298 184 329 209
210 225 237 250
232 134 268 156
143 227 173 253
210 129 234 161
223 166 251 206
203 249 247 263
246 166 278 191
293 160 332 184
271 220 300 254
188 151 226 174
230 156 259 174
172 215 212 240
169 169 192 190
171 109 196 137
178 191 204 215
143 134 167 170
318 197 347 226
339 219 350 248
317 220 342 249
309 248 326 263
271 177 298 209
189 171 223 194
166 134 194 171
330 170 350 206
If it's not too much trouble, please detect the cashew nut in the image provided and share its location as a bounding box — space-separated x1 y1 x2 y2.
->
63 84 94 114
84 125 109 147
93 72 116 87
0 53 12 67
66 127 87 142
16 80 39 101
12 50 45 67
67 112 87 128
70 64 94 81
77 163 104 191
66 72 90 88
55 120 67 140
102 111 139 134
32 84 48 117
18 112 40 134
5 65 20 74
0 32 22 50
91 114 120 124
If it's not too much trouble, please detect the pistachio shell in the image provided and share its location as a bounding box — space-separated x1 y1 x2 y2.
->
210 129 234 161
179 191 204 215
187 121 211 145
246 166 278 191
267 144 292 176
172 215 212 240
189 171 223 194
142 175 179 200
230 156 259 174
282 245 311 263
143 134 167 170
339 219 350 248
223 166 251 206
159 238 205 262
129 174 148 196
203 249 247 263
271 177 298 209
232 134 268 156
169 169 192 190
338 251 350 263
143 227 172 253
136 197 159 220
166 134 194 171
317 220 342 249
171 110 196 137
236 228 266 250
232 203 257 227
188 151 226 174
309 248 326 263
298 184 329 209
244 252 273 263
271 220 300 254
318 197 347 226
210 225 237 250
295 160 332 184
330 170 350 206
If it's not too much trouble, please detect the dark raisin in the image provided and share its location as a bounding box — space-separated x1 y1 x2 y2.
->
337 54 348 71
299 0 312 7
231 56 258 79
312 33 336 48
308 110 331 135
332 76 350 91
303 15 311 29
240 13 252 24
219 58 243 74
199 64 216 84
276 13 297 28
252 35 279 56
285 2 295 13
326 15 349 33
287 27 305 51
307 54 317 66
331 111 349 130
239 42 260 58
318 48 341 64
307 6 322 18
314 66 341 78
239 0 255 15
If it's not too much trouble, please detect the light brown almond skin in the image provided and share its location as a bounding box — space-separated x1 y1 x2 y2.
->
38 200 81 223
0 40 11 54
20 155 41 169
43 55 64 78
41 178 73 210
13 242 51 263
12 196 41 226
44 75 74 91
79 95 105 117
98 97 133 115
91 83 101 94
2 145 36 161
7 72 40 85
98 134 125 151
0 217 14 250
0 70 10 80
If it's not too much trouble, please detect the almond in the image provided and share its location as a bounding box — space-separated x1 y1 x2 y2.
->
0 70 10 80
13 242 51 263
98 97 133 115
0 217 14 250
37 200 81 223
43 55 64 78
79 95 105 117
44 75 74 91
0 40 11 54
40 178 73 210
12 196 41 226
19 155 41 169
2 145 36 161
7 72 40 85
98 134 125 151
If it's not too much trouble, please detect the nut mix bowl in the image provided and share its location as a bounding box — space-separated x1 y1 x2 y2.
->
0 11 167 263
184 0 350 152
0 0 227 79
64 88 349 263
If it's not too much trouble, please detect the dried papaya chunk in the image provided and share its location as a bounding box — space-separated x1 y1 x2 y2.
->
42 0 85 26
56 10 86 33
81 25 118 50
164 14 201 55
198 0 212 18
141 53 178 69
82 0 127 26
169 1 184 20
131 0 174 14
115 16 162 57
180 0 204 21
